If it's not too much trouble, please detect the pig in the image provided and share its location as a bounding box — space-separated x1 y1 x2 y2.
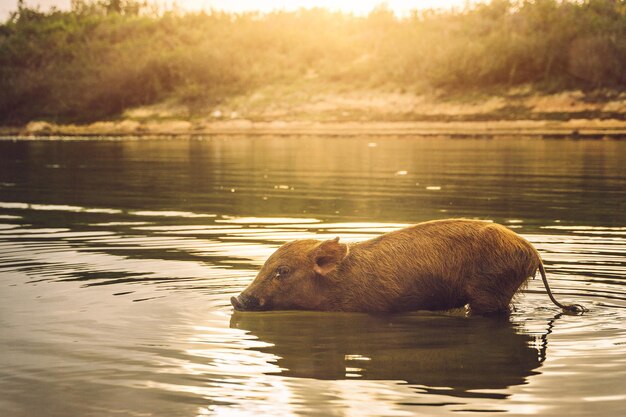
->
230 219 585 315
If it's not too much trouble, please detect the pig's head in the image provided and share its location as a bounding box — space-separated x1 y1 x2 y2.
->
231 237 349 311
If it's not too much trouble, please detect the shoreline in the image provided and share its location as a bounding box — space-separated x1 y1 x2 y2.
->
1 119 625 139
3 89 625 140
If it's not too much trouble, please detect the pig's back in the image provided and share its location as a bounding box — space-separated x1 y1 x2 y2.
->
336 219 539 312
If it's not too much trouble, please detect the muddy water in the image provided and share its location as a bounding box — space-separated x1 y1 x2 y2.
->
0 136 625 416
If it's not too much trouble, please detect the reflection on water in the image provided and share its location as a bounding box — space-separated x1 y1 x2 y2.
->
0 136 625 417
2 136 625 226
231 311 541 393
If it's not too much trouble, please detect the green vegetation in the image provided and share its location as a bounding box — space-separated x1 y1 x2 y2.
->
0 0 624 124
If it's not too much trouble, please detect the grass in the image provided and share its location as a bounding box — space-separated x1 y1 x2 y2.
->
0 0 624 125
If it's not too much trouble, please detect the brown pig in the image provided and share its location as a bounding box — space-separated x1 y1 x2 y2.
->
231 219 585 315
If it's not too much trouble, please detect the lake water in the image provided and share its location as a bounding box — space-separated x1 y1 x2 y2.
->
0 136 625 417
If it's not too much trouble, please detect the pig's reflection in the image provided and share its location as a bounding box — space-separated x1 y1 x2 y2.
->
231 311 543 394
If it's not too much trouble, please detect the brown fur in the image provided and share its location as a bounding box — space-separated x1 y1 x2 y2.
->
231 219 568 314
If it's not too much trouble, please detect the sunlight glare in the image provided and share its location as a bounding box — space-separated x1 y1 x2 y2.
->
178 0 477 15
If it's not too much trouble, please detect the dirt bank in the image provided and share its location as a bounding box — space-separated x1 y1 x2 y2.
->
2 89 625 138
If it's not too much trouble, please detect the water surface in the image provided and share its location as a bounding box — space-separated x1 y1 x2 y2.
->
0 136 625 416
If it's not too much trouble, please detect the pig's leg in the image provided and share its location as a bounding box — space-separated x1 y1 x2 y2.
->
466 271 527 315
467 294 512 315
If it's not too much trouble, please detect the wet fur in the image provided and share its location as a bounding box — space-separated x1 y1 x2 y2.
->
236 219 542 314
331 220 538 314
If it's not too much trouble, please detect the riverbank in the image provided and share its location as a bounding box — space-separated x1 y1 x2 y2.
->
2 89 625 139
3 2 625 131
3 119 625 139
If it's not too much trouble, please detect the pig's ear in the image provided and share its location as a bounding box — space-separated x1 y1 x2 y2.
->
313 237 349 277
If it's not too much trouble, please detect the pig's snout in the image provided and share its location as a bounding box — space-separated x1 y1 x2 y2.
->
231 293 264 311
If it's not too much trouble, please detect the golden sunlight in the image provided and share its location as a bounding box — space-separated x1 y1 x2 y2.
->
0 0 478 20
179 0 477 15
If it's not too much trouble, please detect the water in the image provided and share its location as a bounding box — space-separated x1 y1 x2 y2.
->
0 136 625 417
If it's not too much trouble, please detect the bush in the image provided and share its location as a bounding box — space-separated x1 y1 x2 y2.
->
0 0 624 124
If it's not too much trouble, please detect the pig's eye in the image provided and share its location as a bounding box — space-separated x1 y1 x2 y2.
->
275 266 290 278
